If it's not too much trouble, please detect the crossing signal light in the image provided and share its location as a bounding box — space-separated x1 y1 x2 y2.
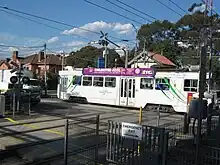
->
10 76 18 84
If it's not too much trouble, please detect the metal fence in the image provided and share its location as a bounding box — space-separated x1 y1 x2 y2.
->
106 120 168 165
164 115 220 165
4 91 32 117
64 115 108 165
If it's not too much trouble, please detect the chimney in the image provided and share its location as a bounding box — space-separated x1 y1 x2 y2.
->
12 51 18 61
38 51 44 62
6 58 10 62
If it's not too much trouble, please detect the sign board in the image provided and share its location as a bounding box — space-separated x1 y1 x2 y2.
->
97 57 105 68
121 122 143 140
83 68 155 77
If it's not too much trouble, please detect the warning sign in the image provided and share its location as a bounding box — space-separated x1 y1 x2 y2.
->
121 122 143 140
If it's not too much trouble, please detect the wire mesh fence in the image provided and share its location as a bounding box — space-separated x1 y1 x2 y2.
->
106 120 169 165
161 115 220 165
64 115 108 165
3 91 33 116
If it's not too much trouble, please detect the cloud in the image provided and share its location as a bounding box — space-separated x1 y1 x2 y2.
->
0 32 16 42
47 36 59 44
63 41 87 47
62 21 134 36
193 4 206 12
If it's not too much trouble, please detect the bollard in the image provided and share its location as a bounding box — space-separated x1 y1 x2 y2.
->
139 106 143 125
138 106 143 154
13 92 16 118
183 113 189 134
95 115 100 164
64 119 69 165
28 92 31 116
0 95 5 117
157 105 161 127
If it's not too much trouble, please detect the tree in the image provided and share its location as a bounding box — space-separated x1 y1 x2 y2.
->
65 46 124 68
137 20 180 64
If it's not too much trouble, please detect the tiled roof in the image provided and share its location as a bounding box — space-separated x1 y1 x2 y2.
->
148 52 176 66
0 60 13 69
20 54 62 65
128 50 176 66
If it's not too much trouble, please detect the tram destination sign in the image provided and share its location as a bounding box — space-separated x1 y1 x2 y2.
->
82 68 155 77
121 122 143 140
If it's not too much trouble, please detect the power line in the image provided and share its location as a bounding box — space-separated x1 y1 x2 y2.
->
104 0 153 23
113 0 157 20
167 0 189 14
201 0 219 16
0 9 91 41
0 44 43 49
0 6 133 42
155 0 182 17
83 0 143 25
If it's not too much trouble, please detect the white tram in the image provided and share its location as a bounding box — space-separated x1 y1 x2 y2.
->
57 67 208 113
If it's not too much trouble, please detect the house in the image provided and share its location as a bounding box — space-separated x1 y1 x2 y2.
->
128 50 176 69
20 51 63 78
0 51 63 78
0 51 22 70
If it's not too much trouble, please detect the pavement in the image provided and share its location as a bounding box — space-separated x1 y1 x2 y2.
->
0 98 185 164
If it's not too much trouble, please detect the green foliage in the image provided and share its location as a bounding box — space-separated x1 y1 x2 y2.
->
65 46 124 68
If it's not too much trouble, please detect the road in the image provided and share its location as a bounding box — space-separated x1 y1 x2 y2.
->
38 98 184 125
0 98 185 164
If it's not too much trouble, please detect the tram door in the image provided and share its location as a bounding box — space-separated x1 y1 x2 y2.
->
59 76 68 100
119 78 136 106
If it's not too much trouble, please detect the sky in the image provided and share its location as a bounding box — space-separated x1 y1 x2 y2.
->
0 0 219 58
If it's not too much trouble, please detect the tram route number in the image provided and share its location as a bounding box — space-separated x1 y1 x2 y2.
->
121 122 143 140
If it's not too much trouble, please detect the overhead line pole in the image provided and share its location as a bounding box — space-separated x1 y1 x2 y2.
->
44 43 47 96
208 0 213 92
195 2 209 165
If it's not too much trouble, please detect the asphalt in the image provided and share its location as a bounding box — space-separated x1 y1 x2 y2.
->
0 98 185 164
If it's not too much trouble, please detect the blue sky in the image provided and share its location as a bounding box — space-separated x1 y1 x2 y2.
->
0 0 219 58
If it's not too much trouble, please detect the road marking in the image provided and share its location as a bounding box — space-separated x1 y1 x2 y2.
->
4 118 64 136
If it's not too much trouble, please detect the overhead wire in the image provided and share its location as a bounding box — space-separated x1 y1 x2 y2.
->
113 0 157 20
0 9 91 41
155 0 183 17
167 0 189 14
201 0 219 16
83 0 143 25
0 5 134 42
104 0 153 23
0 44 43 49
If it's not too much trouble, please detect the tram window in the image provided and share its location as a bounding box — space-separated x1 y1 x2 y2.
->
132 79 135 98
184 79 198 92
105 77 116 88
62 77 68 86
129 79 132 97
140 78 154 89
121 79 124 97
72 76 81 85
155 78 170 90
93 77 104 87
82 76 92 86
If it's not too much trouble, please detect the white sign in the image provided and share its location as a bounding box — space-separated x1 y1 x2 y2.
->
121 122 143 140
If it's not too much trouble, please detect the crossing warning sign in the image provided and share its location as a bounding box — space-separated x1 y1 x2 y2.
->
121 122 143 140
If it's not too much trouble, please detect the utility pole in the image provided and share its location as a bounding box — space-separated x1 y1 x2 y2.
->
17 63 22 112
125 47 129 68
195 2 209 164
132 24 138 67
44 43 47 96
62 50 65 70
104 43 108 68
99 31 129 68
208 0 213 92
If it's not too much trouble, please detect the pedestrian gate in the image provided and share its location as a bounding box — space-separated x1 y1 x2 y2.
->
106 121 169 165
